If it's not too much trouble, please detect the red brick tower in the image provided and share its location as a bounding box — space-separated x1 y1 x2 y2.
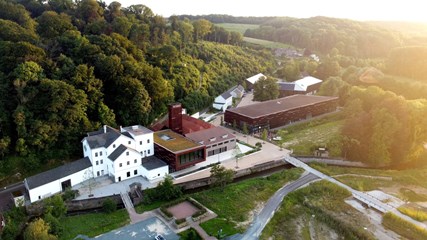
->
168 103 183 134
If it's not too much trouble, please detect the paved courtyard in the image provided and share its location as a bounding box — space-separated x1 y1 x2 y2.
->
86 217 179 240
167 201 199 219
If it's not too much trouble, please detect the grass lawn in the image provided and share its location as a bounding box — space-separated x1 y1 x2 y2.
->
278 113 344 156
200 218 239 238
261 180 375 240
243 37 294 49
310 162 427 190
215 23 259 34
60 209 130 240
134 200 169 214
192 168 303 236
382 212 427 240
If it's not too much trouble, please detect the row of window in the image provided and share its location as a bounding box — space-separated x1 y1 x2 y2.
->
207 139 235 149
207 146 228 156
95 160 103 165
112 139 151 149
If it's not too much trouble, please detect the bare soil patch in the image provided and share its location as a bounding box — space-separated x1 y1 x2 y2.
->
167 201 199 219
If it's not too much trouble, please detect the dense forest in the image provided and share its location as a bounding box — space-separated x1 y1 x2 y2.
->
0 0 276 164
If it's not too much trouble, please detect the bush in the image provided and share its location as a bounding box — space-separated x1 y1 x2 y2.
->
62 188 78 201
102 198 117 213
255 142 262 148
175 218 186 225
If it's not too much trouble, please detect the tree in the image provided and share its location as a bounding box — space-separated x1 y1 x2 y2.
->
24 218 57 240
262 129 268 141
242 122 249 135
102 198 117 213
157 175 183 201
210 165 234 190
36 11 75 39
82 169 97 196
192 19 212 41
253 76 279 101
44 195 67 219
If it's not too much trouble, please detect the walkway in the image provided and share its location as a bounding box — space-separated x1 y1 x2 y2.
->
239 172 319 240
283 155 427 230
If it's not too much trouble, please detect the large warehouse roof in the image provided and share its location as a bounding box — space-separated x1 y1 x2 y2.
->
226 95 338 118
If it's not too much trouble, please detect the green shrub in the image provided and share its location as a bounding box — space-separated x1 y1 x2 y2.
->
62 188 78 201
102 198 117 213
175 218 186 225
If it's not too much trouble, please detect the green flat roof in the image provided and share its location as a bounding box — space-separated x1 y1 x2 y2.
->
154 129 202 153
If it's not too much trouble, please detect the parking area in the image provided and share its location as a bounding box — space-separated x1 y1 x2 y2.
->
91 217 179 240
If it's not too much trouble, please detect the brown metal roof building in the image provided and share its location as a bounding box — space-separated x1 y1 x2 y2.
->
224 95 338 133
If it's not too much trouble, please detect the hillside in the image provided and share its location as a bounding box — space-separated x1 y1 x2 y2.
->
0 0 276 167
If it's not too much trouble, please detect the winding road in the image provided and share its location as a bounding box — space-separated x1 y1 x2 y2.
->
235 172 319 240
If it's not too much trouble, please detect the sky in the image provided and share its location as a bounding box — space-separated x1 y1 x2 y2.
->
108 0 427 23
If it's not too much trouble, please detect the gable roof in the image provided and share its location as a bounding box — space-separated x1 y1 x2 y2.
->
185 126 236 146
26 157 92 190
246 73 266 84
293 76 322 91
108 144 128 161
84 126 121 149
278 82 296 91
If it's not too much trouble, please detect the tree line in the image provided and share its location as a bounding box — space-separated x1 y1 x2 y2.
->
0 0 276 164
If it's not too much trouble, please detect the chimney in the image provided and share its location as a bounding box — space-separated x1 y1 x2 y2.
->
168 103 183 135
103 125 107 133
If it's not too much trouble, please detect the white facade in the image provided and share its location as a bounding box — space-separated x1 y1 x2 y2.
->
141 165 169 181
25 125 166 203
213 95 233 112
26 166 91 203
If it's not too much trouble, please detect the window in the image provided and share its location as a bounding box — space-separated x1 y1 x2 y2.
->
134 159 137 163
134 170 137 175
100 151 103 156
97 171 100 176
127 161 130 165
140 141 142 145
127 172 130 177
96 161 99 165
126 152 129 156
84 146 87 152
128 141 131 145
119 163 122 167
100 160 103 164
95 152 98 157
113 144 116 148
101 170 104 175
158 173 160 176
147 139 150 143
38 196 41 200
148 149 150 154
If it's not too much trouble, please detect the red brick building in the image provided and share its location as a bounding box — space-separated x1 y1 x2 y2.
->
224 95 338 133
153 129 206 171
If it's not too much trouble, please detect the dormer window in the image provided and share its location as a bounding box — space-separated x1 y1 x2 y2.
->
222 134 228 139
209 137 216 142
199 141 204 145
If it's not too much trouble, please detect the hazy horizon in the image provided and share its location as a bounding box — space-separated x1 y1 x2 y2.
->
106 0 427 23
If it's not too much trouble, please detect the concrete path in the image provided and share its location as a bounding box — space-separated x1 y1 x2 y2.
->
283 155 427 230
240 172 319 240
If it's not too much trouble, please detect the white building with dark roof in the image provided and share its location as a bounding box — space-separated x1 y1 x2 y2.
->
25 125 168 203
213 85 245 112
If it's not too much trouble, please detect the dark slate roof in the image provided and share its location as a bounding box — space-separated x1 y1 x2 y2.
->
278 82 296 91
220 86 235 99
85 128 121 149
122 131 133 139
108 144 127 161
26 157 92 190
142 156 168 170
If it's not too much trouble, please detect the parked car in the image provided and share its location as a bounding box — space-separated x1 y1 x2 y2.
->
155 234 165 240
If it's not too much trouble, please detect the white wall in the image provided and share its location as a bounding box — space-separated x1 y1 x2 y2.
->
131 133 154 157
141 165 169 181
27 167 92 203
112 149 142 182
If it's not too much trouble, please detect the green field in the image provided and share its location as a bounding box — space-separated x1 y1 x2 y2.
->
60 209 130 240
243 37 294 49
215 23 259 34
